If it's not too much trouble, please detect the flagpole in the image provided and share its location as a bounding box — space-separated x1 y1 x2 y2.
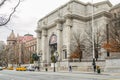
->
92 0 96 72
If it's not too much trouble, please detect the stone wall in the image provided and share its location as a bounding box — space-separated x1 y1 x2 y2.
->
59 61 105 72
104 59 120 72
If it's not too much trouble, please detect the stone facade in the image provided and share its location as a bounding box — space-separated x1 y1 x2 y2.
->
104 3 120 72
36 0 112 66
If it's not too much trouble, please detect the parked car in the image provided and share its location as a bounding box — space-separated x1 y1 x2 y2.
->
2 67 7 69
16 67 27 71
8 66 14 70
0 66 3 70
26 66 35 71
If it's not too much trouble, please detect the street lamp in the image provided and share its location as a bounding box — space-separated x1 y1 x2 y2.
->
106 24 110 57
91 0 96 72
53 51 59 72
37 52 42 71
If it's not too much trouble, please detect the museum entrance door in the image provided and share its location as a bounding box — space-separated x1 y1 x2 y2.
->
49 34 57 61
50 44 57 56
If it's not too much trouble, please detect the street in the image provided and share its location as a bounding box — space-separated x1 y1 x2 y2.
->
0 70 120 80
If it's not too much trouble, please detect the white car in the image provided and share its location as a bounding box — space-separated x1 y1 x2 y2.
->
0 67 3 70
26 66 35 71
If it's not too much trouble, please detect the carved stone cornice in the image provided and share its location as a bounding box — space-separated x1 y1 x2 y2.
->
54 17 64 24
64 11 73 19
64 11 111 22
110 3 120 11
37 11 111 30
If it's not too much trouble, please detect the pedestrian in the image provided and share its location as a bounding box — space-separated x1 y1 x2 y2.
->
35 66 37 71
93 64 96 72
69 65 72 72
37 66 40 71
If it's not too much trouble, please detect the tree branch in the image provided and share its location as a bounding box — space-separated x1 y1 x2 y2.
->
0 0 21 26
0 0 7 7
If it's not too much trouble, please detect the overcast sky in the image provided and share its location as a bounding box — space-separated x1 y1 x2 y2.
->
0 0 120 43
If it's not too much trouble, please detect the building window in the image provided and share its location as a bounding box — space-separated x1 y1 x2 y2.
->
63 50 67 59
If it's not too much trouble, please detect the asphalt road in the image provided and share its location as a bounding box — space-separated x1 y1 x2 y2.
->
0 70 120 80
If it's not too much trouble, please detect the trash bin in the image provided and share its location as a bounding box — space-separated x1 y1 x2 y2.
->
97 66 101 74
45 68 48 72
97 68 100 74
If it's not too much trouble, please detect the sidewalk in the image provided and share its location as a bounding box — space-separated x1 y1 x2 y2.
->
39 69 120 76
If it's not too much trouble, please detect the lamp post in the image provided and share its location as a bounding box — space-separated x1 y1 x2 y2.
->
37 52 42 71
53 51 59 72
68 56 70 71
91 0 96 72
106 24 110 57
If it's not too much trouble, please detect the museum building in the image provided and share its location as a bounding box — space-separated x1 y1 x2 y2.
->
35 0 112 67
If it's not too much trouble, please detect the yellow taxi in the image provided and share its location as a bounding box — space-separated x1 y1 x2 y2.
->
16 67 26 71
8 66 14 70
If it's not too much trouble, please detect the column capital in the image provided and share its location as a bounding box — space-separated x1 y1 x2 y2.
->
42 28 47 37
37 32 42 39
56 21 63 31
35 28 42 33
41 25 47 30
65 17 73 27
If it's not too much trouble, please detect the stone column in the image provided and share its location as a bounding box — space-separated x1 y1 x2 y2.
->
65 17 72 58
56 20 62 61
36 31 41 54
41 28 47 63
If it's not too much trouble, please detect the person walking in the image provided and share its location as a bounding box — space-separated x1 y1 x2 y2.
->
37 66 40 71
69 65 72 72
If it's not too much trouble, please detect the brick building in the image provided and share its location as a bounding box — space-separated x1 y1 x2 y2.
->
7 30 37 65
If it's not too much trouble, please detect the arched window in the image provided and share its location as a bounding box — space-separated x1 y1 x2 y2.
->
49 34 57 45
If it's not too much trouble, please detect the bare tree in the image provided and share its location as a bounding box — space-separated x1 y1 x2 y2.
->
0 45 9 67
0 0 24 66
70 31 85 62
0 0 7 7
104 11 120 52
0 0 21 26
85 24 106 61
